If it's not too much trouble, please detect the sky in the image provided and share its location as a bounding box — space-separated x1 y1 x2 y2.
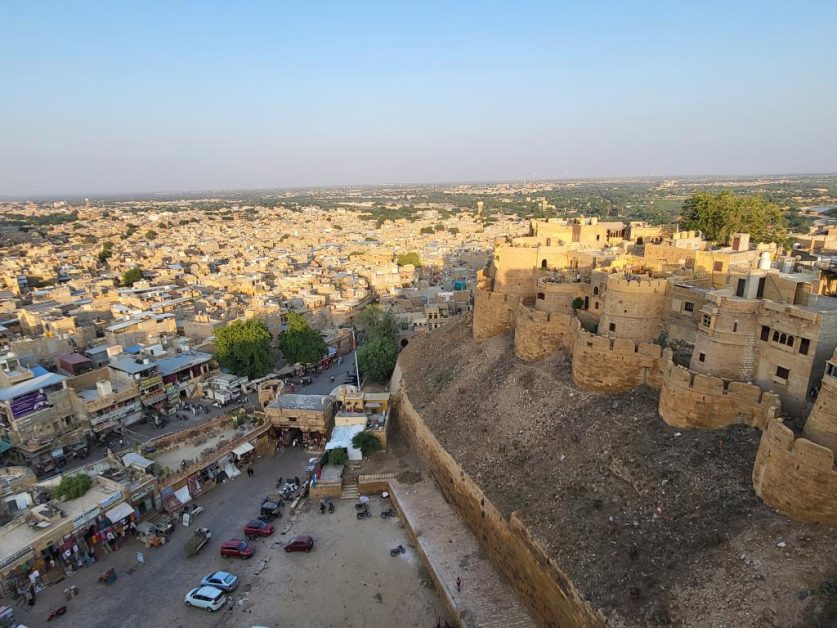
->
1 1 836 197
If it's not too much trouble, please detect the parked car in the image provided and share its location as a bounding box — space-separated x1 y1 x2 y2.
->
184 586 227 612
199 571 239 592
244 519 274 539
284 535 314 553
259 501 282 520
220 539 255 559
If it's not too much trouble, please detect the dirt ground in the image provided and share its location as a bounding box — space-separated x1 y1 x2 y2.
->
235 494 445 628
399 316 837 627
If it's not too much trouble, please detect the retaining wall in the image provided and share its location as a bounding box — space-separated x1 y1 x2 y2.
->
513 304 575 360
394 368 605 627
753 418 837 523
474 271 521 340
658 353 780 430
570 327 663 393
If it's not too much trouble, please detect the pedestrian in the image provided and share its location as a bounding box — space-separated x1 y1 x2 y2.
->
456 576 461 592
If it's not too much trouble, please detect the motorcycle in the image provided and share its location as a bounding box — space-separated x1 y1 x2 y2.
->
381 508 395 519
47 606 68 621
390 545 405 556
356 509 371 520
328 500 334 514
319 501 326 514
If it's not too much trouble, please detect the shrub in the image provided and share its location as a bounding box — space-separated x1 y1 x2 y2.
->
328 448 348 466
53 474 92 500
351 431 382 457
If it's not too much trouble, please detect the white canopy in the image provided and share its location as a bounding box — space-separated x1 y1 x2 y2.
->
232 442 255 458
224 462 241 479
105 502 135 524
122 452 154 471
325 425 365 461
174 485 191 505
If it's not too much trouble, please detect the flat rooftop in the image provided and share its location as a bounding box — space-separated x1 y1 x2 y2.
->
268 393 332 411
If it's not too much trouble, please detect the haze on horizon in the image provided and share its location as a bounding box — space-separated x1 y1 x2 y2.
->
1 1 836 198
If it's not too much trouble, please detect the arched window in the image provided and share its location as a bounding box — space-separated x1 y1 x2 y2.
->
593 287 599 296
786 335 794 347
779 333 787 345
541 259 548 269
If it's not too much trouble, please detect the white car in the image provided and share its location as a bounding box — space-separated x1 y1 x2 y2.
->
185 585 227 612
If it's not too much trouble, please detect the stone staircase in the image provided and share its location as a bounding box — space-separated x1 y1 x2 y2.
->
340 478 359 500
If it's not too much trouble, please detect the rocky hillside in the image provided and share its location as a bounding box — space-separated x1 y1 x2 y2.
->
399 316 837 627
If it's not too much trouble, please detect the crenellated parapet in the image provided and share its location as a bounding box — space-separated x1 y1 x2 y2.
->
753 417 837 523
659 350 780 429
513 303 575 360
571 325 663 392
473 270 520 340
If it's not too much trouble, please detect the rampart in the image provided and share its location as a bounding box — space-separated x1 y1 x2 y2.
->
513 304 575 361
753 418 837 523
658 352 780 429
474 270 520 340
570 325 663 392
802 371 837 452
394 368 606 627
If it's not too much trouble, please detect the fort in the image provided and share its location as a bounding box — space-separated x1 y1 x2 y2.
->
471 218 837 525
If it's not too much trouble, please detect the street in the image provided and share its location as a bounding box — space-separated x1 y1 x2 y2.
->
13 444 445 628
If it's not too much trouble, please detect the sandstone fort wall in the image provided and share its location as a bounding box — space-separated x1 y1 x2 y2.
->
658 352 780 429
474 270 520 340
599 276 668 343
570 326 663 392
753 418 837 523
802 372 837 452
394 369 606 627
513 304 575 361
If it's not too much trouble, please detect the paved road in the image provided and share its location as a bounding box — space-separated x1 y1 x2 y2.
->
14 448 311 628
295 350 359 396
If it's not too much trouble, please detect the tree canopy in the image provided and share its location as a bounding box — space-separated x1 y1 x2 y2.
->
351 431 382 457
681 192 786 245
145 229 157 240
357 335 399 384
215 317 273 378
53 474 92 500
281 312 327 365
396 252 421 267
354 305 399 342
121 267 144 286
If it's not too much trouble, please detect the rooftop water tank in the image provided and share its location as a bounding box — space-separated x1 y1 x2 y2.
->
758 251 771 270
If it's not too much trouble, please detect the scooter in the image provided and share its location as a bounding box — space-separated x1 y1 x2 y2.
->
47 606 68 621
390 545 405 556
328 500 334 513
381 508 395 519
356 509 371 520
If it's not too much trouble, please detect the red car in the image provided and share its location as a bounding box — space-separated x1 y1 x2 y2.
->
244 519 274 539
220 540 255 559
284 535 314 553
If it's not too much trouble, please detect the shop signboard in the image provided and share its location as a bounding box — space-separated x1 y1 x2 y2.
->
138 375 163 392
10 390 52 419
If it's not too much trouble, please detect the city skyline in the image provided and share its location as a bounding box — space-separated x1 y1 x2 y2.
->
2 1 836 196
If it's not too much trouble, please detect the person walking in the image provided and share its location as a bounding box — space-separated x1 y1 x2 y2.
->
456 576 462 592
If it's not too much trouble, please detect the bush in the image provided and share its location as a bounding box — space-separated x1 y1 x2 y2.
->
328 448 348 466
571 297 584 310
53 474 92 500
351 431 381 457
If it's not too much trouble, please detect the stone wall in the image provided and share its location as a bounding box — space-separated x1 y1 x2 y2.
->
394 369 606 627
802 370 837 452
659 352 780 429
753 418 837 523
513 304 574 361
570 327 663 393
473 271 520 340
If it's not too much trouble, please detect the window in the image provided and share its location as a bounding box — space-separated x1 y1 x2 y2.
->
776 366 790 380
799 338 810 355
757 277 766 298
713 261 723 272
772 330 780 342
608 323 616 332
593 287 599 296
541 259 548 269
779 333 787 345
736 279 746 297
537 292 545 300
733 321 738 332
596 234 601 241
698 353 706 362
684 302 694 312
702 314 712 327
786 335 794 348
594 302 599 310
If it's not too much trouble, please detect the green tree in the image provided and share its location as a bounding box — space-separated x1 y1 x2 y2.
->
121 267 144 287
53 474 92 500
351 431 382 457
681 192 786 245
357 334 398 384
396 252 421 267
420 226 434 234
97 241 114 263
145 229 157 240
281 312 327 365
328 448 348 466
215 318 274 378
354 305 399 342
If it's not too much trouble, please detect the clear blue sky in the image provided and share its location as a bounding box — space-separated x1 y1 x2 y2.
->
1 1 835 196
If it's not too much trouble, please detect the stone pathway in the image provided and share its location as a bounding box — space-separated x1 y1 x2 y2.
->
390 479 535 628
